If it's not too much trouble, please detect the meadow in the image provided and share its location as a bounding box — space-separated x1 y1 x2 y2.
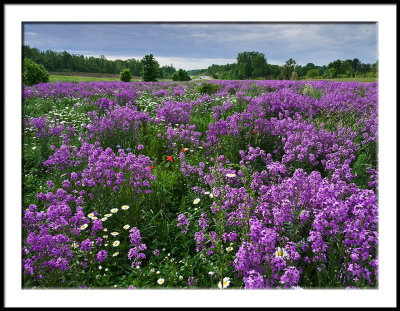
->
22 79 378 290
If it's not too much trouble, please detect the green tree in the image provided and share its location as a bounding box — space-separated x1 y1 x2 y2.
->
159 64 177 79
328 59 342 76
236 51 267 79
328 67 337 79
141 54 160 82
23 58 49 86
351 58 362 73
251 53 267 78
306 69 319 79
120 68 133 82
172 69 191 81
341 60 353 76
371 60 378 77
281 58 297 80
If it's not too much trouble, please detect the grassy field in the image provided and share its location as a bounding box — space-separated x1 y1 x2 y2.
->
307 77 377 83
49 72 377 83
49 72 141 82
49 75 122 82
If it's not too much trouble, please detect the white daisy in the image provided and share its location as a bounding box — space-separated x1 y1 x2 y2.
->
80 224 88 230
218 277 231 289
193 198 200 205
113 241 120 247
275 247 289 259
123 225 130 230
111 232 119 237
226 173 236 178
121 205 130 210
157 278 165 285
112 252 119 257
226 246 234 252
101 217 108 221
110 208 118 213
105 214 112 217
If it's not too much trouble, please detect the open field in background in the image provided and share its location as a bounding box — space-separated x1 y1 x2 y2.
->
49 72 376 83
49 72 141 82
313 77 377 83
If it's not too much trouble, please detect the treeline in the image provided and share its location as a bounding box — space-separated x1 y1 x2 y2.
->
22 45 177 79
23 45 377 81
194 52 377 80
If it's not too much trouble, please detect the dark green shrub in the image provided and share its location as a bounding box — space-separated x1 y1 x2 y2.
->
23 58 49 86
141 54 159 82
172 69 191 81
196 82 220 95
120 68 132 82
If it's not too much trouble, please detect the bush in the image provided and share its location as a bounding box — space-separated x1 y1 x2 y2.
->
23 58 49 86
120 68 132 82
196 82 220 95
290 71 299 81
172 69 191 81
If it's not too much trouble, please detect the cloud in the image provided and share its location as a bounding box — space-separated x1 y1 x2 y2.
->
23 22 378 68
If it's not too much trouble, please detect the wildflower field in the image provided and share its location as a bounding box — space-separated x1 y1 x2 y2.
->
22 79 378 290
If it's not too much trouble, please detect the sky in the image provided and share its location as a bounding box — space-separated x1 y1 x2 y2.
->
23 23 378 70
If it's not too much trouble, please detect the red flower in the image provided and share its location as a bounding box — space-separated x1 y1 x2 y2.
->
167 156 173 162
149 165 155 170
182 148 189 152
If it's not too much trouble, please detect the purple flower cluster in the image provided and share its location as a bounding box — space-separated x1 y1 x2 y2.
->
177 214 190 234
128 227 147 268
23 79 378 289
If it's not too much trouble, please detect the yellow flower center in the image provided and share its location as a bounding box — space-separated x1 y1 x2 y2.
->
278 251 283 257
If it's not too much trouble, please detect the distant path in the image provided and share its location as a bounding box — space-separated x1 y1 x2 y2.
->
190 75 213 81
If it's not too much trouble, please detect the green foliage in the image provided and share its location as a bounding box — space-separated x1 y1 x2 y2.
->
280 58 298 80
23 58 49 86
306 69 319 79
172 69 191 81
23 45 378 82
159 65 177 79
23 45 146 76
141 54 160 82
351 152 375 189
196 82 221 95
119 68 132 82
237 51 268 79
